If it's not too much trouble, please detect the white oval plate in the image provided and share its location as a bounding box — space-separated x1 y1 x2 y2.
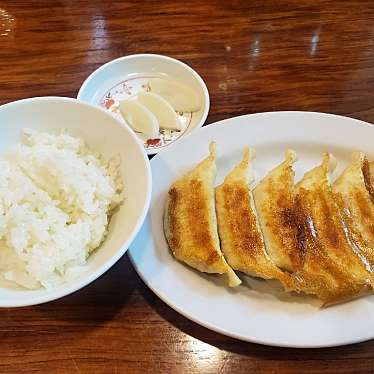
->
128 112 374 348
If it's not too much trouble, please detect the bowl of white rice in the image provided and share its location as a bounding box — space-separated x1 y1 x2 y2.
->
0 96 151 306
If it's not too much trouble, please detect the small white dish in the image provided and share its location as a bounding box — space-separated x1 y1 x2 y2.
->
0 97 152 307
77 54 210 155
129 111 374 348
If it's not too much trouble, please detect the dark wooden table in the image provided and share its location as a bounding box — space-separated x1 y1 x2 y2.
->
1 1 374 373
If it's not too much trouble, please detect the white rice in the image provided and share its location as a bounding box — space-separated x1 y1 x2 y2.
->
0 129 122 289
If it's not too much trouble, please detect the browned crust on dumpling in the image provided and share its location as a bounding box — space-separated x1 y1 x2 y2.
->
290 153 373 305
166 181 221 268
215 149 289 286
333 154 374 263
253 150 301 271
163 143 241 286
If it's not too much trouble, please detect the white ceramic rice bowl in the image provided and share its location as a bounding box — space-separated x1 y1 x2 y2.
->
0 96 152 307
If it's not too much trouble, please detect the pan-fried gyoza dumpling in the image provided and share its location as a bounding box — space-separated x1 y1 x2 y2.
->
215 148 290 288
333 152 374 264
292 153 373 305
164 142 241 287
252 150 301 271
370 162 374 187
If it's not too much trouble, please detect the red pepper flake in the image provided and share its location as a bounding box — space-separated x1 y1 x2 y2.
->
147 138 161 147
104 99 115 109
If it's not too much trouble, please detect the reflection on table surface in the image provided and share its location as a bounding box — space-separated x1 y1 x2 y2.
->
1 1 374 373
